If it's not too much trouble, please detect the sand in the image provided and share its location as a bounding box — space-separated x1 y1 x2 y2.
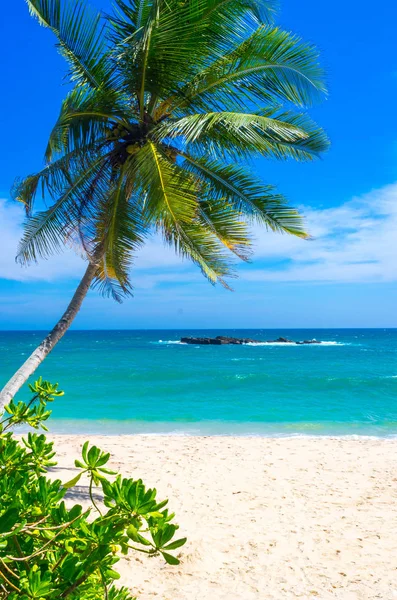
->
49 435 397 600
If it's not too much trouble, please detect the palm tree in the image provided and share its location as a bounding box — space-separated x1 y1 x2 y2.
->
0 0 329 407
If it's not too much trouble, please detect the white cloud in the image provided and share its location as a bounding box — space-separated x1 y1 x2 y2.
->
135 238 186 270
247 182 397 283
0 199 85 282
1 182 397 286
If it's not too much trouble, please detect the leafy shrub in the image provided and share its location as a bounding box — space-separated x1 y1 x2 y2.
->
0 379 186 599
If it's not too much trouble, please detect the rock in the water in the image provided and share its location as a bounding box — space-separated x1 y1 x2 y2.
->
180 336 322 345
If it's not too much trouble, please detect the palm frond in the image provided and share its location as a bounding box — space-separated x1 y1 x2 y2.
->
182 153 308 237
156 111 304 142
26 0 109 87
13 144 106 214
133 142 199 226
198 198 252 261
45 85 132 161
166 25 326 114
93 168 148 302
174 110 328 162
156 110 328 161
167 219 238 288
107 0 153 44
111 0 279 112
17 154 112 265
132 142 236 285
112 0 210 108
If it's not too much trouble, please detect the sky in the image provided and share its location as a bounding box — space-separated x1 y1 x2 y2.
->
0 0 397 329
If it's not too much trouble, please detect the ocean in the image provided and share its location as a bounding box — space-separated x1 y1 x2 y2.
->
1 329 397 436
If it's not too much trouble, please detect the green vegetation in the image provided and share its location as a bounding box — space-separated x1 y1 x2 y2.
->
0 380 185 598
0 0 329 405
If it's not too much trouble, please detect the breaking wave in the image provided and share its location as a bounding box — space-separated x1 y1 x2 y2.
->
155 340 185 344
244 341 346 347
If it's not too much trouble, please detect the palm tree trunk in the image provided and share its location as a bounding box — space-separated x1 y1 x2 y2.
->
0 260 98 410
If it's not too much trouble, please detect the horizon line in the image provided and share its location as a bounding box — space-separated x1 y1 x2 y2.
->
0 327 396 332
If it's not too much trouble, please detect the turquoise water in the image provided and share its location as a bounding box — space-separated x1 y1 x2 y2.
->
1 329 397 436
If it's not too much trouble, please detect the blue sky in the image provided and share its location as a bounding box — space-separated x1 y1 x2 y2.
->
0 0 397 329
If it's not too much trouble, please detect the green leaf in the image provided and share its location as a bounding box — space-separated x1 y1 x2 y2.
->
161 551 180 565
106 569 121 580
98 467 118 475
96 451 110 467
63 472 83 489
82 440 90 463
163 537 187 551
126 524 139 541
0 508 19 534
68 504 83 519
160 524 176 546
127 525 152 546
87 445 100 466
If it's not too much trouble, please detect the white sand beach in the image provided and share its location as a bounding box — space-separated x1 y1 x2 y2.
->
51 435 397 600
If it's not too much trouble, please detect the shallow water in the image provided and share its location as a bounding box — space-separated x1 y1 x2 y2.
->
1 329 397 436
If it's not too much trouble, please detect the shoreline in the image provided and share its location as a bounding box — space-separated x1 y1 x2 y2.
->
30 419 397 438
37 430 397 439
48 434 396 599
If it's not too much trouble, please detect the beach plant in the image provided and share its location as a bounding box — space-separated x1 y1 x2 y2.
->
0 379 186 598
0 0 329 406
